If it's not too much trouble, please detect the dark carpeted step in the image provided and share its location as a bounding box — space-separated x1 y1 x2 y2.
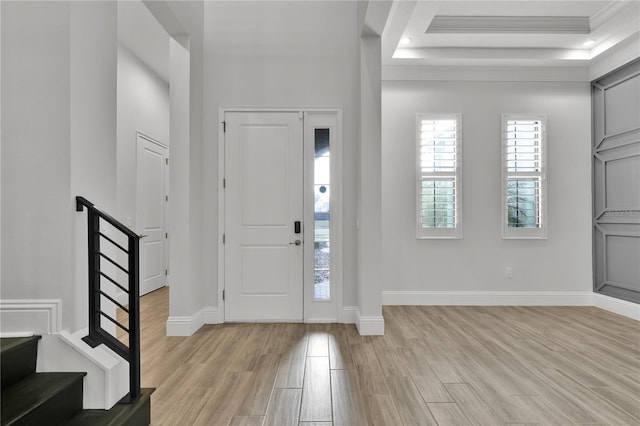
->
65 388 155 426
0 372 86 426
1 336 42 389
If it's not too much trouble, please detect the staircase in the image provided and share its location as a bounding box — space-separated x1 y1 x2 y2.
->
1 336 154 426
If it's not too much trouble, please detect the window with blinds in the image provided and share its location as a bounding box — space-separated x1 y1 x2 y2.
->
416 114 462 239
502 114 547 239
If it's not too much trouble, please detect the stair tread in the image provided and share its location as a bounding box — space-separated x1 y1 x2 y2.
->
66 388 155 426
0 336 41 354
1 336 42 389
0 372 86 424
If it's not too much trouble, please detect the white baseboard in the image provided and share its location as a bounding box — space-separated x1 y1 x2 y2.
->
593 293 640 321
0 299 62 335
383 291 594 306
166 306 219 336
341 306 358 324
383 290 639 322
114 291 128 307
356 312 385 336
202 307 219 324
341 306 384 335
306 318 339 323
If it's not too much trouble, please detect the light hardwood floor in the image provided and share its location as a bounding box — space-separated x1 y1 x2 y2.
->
134 288 640 425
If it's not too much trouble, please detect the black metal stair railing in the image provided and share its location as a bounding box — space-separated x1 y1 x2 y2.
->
75 196 140 403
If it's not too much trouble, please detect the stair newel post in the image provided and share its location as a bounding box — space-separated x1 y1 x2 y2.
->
84 208 102 347
128 233 141 401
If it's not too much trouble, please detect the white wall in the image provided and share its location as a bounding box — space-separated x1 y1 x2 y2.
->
116 43 169 229
382 81 593 299
1 2 3 294
1 1 118 331
1 1 73 326
70 2 117 331
358 34 384 331
168 35 199 323
202 0 361 308
140 0 206 330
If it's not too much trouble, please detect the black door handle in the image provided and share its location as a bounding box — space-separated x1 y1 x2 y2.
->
294 221 301 234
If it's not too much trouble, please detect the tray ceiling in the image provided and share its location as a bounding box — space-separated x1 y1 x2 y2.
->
383 0 640 67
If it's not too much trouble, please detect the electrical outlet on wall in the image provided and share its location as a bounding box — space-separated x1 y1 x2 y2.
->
506 267 513 278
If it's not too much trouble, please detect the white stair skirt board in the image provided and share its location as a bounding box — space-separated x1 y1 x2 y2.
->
0 331 35 338
383 291 639 322
593 293 640 321
37 330 129 409
0 300 130 409
166 307 219 336
0 299 62 335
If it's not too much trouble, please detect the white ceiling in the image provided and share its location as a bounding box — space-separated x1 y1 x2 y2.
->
383 0 640 67
115 0 639 81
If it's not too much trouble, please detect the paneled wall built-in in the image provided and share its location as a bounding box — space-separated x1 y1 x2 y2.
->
592 58 640 303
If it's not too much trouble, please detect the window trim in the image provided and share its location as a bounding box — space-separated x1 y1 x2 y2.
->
416 113 463 239
303 110 343 321
501 113 547 240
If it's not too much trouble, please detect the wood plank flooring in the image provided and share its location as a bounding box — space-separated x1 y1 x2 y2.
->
134 288 640 425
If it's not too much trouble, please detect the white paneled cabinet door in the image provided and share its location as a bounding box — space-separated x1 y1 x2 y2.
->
225 112 304 321
136 133 168 296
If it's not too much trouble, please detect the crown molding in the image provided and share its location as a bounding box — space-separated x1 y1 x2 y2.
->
590 0 632 31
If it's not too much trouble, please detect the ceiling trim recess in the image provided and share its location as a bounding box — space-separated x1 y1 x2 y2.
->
426 16 591 34
382 65 591 82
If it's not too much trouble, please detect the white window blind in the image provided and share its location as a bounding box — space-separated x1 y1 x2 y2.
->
416 114 462 239
502 114 547 239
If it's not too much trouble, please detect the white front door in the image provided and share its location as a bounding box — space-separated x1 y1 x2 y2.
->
224 112 304 321
136 133 168 296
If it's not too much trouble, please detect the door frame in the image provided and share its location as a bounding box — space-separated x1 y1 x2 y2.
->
217 107 344 323
135 132 169 295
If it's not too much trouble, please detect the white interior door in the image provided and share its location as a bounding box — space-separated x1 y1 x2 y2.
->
136 133 168 296
224 112 304 321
